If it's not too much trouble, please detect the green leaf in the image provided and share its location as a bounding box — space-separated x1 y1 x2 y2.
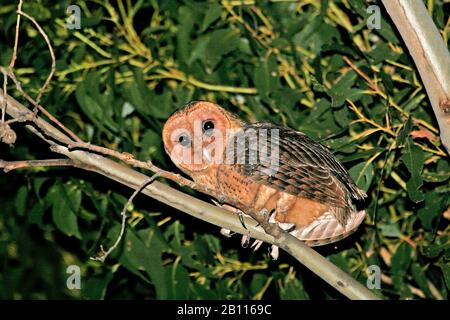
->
333 106 352 127
279 274 309 299
176 6 195 63
28 202 46 229
15 185 28 216
166 257 190 299
310 75 327 93
254 55 279 98
82 272 114 299
421 241 450 258
249 273 267 297
441 263 450 291
33 177 48 198
417 192 445 230
119 227 168 299
411 263 433 298
403 94 426 112
75 75 118 134
397 116 413 146
369 43 399 64
61 183 82 214
201 4 222 32
349 162 374 192
379 223 401 238
400 138 425 202
391 242 413 293
327 70 359 108
340 148 383 163
206 29 241 69
49 183 82 239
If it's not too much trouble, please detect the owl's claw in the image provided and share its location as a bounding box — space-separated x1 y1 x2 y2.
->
238 212 247 230
269 245 279 260
268 209 277 224
251 239 263 251
218 206 284 259
241 235 250 248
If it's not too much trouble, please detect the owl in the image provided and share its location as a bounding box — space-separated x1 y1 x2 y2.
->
162 101 366 259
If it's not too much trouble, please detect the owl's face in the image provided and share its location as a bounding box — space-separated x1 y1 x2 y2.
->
162 101 244 173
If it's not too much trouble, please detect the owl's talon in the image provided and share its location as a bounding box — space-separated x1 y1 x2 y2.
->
268 209 277 224
241 235 250 248
238 212 247 230
269 245 279 260
251 239 263 251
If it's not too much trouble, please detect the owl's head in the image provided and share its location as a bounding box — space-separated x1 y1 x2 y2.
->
162 101 244 174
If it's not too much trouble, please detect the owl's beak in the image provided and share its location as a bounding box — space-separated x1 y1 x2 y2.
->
203 148 212 164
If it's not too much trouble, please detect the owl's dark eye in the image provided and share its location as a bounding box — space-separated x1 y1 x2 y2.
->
202 120 215 136
178 134 191 147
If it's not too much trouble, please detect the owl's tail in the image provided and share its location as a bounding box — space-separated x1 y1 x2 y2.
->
286 209 366 247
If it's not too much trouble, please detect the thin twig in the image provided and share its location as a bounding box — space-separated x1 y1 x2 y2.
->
1 69 7 123
91 173 161 263
68 141 200 189
3 2 79 142
343 56 379 92
17 9 56 105
9 0 23 69
0 158 76 172
0 67 82 142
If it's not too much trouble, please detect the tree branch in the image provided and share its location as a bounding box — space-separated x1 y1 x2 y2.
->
0 158 76 172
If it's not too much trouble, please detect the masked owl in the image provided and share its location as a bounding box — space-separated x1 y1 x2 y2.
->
162 101 366 259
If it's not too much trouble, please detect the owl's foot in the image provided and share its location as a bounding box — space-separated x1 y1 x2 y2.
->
259 209 293 260
245 237 278 260
224 232 278 260
217 207 288 260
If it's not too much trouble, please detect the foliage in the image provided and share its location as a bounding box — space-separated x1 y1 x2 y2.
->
0 0 449 299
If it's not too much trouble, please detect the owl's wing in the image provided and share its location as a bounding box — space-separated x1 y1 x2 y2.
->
229 122 366 215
